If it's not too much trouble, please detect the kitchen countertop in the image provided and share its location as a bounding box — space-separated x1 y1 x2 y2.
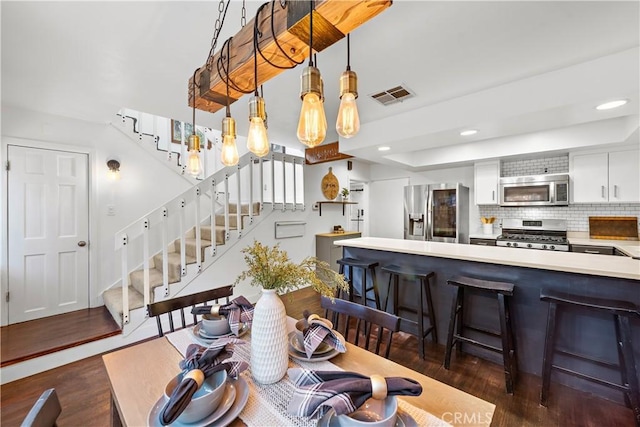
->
334 237 640 281
316 231 362 238
567 233 640 258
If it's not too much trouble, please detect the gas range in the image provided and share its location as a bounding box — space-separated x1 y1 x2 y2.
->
496 219 569 251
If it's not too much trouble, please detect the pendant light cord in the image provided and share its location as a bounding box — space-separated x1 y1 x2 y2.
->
253 16 259 96
226 38 232 117
308 0 313 66
346 33 351 71
191 68 198 135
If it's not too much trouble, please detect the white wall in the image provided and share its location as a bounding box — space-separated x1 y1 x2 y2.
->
1 106 191 322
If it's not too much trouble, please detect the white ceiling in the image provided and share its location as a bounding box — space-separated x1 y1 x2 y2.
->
2 1 639 169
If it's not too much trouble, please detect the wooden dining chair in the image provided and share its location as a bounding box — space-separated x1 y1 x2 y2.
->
147 285 234 337
20 388 61 427
321 295 400 358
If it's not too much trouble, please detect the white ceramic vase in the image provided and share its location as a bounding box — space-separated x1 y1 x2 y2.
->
250 288 289 384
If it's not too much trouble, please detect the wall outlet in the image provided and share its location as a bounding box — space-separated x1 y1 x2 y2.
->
107 205 116 216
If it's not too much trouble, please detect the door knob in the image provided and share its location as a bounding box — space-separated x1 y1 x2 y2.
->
78 241 87 247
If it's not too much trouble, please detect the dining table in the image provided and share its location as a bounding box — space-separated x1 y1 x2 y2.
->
102 317 495 427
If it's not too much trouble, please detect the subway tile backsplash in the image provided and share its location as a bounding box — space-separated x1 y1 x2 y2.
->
501 155 569 177
479 204 640 232
480 155 640 232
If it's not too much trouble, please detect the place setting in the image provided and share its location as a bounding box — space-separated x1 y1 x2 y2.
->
287 367 424 427
288 312 346 363
148 338 250 427
189 296 253 344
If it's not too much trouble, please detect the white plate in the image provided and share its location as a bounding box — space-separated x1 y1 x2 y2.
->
192 323 249 343
148 378 236 426
316 408 416 427
288 336 340 363
209 376 249 427
288 331 333 355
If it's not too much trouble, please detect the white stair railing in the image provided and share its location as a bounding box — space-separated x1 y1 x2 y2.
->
113 151 305 325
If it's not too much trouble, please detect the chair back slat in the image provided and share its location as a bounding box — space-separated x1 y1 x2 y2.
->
20 388 61 427
147 285 234 337
321 296 400 358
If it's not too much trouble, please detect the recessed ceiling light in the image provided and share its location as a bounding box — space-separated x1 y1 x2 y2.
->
460 129 478 136
596 99 628 110
378 146 390 151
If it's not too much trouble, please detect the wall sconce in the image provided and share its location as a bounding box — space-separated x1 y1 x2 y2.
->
107 159 120 180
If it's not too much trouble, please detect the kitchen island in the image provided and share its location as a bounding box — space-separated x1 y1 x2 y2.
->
334 237 640 403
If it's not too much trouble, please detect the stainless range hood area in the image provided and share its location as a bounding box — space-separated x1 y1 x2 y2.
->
499 174 569 207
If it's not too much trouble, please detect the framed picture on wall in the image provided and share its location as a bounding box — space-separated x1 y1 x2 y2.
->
171 120 205 143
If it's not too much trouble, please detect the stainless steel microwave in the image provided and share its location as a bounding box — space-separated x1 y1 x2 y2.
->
499 174 569 207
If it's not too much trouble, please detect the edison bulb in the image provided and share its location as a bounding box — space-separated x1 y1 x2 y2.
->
297 92 327 147
186 149 202 177
220 134 239 166
247 117 270 157
336 92 360 138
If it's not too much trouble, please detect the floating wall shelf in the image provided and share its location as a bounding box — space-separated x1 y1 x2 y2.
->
316 201 358 216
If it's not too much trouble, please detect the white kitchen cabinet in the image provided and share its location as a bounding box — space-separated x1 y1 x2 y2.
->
570 148 639 203
474 161 500 205
608 150 640 202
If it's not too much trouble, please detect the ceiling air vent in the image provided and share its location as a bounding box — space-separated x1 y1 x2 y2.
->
369 84 415 106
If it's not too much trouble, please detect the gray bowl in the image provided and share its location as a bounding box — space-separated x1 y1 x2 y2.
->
336 396 398 427
163 369 227 424
201 314 231 336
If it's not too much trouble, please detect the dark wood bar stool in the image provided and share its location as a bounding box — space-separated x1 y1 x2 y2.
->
337 258 381 310
381 264 437 360
540 289 640 424
444 275 517 394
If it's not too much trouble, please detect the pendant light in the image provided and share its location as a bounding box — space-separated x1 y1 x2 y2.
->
297 0 327 148
187 69 203 177
336 34 360 138
220 41 239 166
246 23 270 157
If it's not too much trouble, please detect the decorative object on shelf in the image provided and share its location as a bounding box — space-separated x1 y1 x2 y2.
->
107 159 120 180
321 167 339 200
233 240 349 384
336 33 360 138
341 187 350 201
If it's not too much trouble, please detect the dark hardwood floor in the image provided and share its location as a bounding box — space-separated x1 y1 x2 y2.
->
1 287 636 426
1 306 121 367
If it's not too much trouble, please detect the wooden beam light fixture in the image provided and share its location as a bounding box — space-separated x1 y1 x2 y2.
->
189 0 392 115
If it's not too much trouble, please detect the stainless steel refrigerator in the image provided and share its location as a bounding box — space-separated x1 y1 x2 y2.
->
404 183 469 243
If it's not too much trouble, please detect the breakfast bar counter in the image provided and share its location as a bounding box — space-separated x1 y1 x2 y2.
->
334 237 640 403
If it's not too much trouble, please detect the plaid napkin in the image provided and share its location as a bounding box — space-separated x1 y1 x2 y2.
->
287 368 422 419
300 313 346 359
191 296 254 335
160 338 248 425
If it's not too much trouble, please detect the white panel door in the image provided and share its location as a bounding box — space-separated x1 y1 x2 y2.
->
7 145 89 323
369 178 409 239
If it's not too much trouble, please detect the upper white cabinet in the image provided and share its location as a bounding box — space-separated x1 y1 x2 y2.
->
474 161 500 205
570 147 639 203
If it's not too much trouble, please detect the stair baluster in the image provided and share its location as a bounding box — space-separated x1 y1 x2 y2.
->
248 156 254 225
120 234 129 325
194 187 202 272
178 199 187 276
161 208 169 297
236 163 242 238
209 180 217 257
224 175 230 241
270 154 276 209
259 157 264 210
142 219 150 309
